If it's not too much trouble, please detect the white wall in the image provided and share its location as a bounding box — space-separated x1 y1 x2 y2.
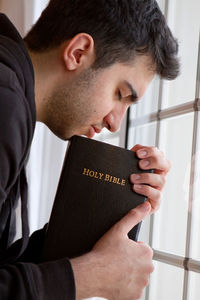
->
0 0 24 35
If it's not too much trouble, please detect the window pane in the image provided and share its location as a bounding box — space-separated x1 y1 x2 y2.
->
138 214 151 245
149 262 184 300
94 115 127 148
188 272 200 300
162 0 200 108
152 113 194 256
134 77 160 118
157 0 166 12
190 112 200 260
129 105 136 120
94 128 120 146
127 122 157 149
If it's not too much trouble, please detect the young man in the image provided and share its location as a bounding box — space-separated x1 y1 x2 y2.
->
0 0 179 299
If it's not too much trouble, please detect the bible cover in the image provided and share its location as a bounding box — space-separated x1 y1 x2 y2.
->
43 135 151 261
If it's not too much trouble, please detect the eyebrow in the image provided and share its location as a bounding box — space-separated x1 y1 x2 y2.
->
124 80 139 103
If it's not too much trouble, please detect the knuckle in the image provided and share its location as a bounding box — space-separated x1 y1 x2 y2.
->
140 243 153 257
154 154 160 165
150 198 161 213
152 196 161 212
146 260 154 273
154 200 161 212
143 277 150 287
133 289 144 300
147 248 154 260
152 146 158 154
160 175 166 187
136 291 143 299
152 188 161 201
159 150 165 157
162 175 166 184
156 189 162 200
161 151 165 157
131 209 140 219
113 222 124 235
149 263 155 273
146 246 154 258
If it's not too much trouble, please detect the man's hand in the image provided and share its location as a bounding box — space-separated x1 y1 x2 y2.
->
71 202 154 300
130 144 170 213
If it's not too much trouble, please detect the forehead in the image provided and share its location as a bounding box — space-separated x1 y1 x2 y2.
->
119 55 155 77
99 54 155 80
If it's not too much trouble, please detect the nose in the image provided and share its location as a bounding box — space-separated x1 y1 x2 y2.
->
104 106 128 133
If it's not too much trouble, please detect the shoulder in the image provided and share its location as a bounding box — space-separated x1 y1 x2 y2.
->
0 69 34 164
0 62 18 88
0 63 33 126
0 79 26 124
0 79 32 194
0 62 26 101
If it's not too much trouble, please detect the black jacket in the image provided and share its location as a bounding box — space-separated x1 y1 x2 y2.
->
0 14 75 300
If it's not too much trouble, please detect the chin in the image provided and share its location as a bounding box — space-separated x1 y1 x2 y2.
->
48 127 71 141
54 127 93 141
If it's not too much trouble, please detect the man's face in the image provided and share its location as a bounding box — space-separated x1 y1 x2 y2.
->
44 55 155 140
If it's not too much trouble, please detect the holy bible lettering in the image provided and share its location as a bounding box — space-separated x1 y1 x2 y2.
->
82 167 126 186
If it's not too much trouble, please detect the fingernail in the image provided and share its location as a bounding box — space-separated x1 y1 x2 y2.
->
131 174 141 181
140 160 150 168
138 150 148 158
138 202 150 211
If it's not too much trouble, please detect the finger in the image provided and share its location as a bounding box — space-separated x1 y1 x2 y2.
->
138 156 170 174
131 146 171 174
136 146 162 159
137 241 154 258
130 144 151 152
113 202 151 237
130 173 166 190
133 185 161 212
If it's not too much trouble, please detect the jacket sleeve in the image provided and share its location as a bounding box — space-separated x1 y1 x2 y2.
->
0 225 76 300
0 85 76 299
20 225 48 263
0 258 75 300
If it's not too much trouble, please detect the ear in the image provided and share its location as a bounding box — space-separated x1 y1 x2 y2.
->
63 33 95 71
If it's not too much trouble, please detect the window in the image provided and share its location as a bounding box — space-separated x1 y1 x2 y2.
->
125 1 200 299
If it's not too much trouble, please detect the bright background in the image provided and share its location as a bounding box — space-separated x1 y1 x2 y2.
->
0 0 200 299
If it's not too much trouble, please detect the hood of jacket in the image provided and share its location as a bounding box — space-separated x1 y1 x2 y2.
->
0 13 36 126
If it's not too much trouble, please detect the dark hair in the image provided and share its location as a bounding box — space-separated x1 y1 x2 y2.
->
24 0 179 80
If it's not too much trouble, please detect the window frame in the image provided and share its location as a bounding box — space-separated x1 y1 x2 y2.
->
125 22 200 300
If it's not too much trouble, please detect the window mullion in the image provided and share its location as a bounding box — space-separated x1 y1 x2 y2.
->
182 32 200 300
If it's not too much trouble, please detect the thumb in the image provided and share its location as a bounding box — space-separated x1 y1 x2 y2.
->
114 202 151 236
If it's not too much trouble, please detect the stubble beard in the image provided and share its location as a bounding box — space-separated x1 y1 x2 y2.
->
42 68 101 140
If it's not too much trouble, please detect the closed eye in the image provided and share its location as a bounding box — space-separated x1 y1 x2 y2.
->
118 90 122 101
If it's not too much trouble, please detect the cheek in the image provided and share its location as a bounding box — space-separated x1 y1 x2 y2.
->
92 90 115 114
91 102 113 121
83 81 115 120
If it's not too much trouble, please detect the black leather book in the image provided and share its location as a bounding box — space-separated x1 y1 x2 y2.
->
42 135 151 261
